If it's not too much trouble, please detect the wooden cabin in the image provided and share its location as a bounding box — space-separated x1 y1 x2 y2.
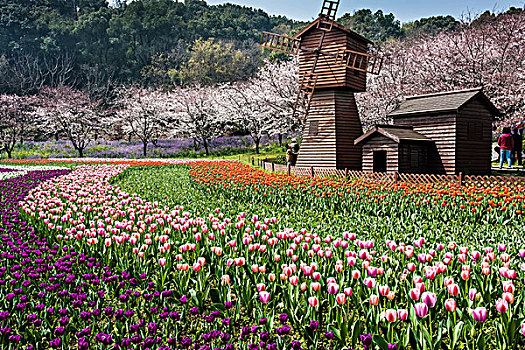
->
354 125 433 173
356 88 500 175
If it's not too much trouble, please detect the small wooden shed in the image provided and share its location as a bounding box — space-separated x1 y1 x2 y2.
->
389 88 499 175
354 125 433 173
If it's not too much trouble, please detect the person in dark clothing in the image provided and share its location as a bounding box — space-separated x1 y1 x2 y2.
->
498 127 514 169
290 138 299 165
512 127 523 165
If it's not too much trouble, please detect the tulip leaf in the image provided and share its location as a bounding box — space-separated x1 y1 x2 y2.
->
372 334 389 350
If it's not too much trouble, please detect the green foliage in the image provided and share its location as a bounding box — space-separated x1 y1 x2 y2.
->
338 9 403 43
175 38 258 86
0 0 292 92
403 15 460 38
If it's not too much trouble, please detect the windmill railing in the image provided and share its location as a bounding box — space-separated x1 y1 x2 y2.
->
260 160 525 188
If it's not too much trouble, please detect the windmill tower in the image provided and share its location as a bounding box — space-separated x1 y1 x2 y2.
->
260 0 382 169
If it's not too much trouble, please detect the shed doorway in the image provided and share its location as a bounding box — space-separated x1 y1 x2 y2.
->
373 151 387 173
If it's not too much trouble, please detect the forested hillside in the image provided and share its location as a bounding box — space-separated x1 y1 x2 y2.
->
0 0 293 94
1 0 497 95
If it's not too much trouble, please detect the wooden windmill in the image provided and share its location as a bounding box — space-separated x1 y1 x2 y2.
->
260 0 382 169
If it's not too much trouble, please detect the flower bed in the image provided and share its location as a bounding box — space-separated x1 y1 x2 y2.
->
2 160 525 349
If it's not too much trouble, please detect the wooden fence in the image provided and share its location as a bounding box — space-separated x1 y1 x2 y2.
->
260 160 525 188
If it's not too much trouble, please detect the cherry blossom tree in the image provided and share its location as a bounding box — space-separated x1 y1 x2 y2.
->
173 85 222 156
38 86 103 158
357 11 525 129
0 94 37 159
251 60 301 144
115 86 175 156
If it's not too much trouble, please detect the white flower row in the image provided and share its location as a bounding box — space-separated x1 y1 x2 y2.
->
0 165 69 181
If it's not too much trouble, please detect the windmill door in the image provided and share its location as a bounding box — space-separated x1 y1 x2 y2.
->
373 151 387 173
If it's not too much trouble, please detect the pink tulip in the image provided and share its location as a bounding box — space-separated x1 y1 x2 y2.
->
363 278 376 289
409 288 421 301
308 296 319 308
445 299 457 312
468 288 478 301
336 293 346 305
289 276 299 286
385 309 397 322
311 282 321 291
502 281 515 294
344 287 353 296
472 307 487 322
521 323 525 336
158 258 166 267
421 292 437 308
327 283 339 295
259 291 270 304
369 294 379 305
192 262 201 272
221 275 230 285
502 292 514 304
496 299 509 313
397 309 408 321
414 303 428 318
378 285 389 296
448 283 460 297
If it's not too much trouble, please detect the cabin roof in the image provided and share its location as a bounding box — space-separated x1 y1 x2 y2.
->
389 87 500 118
294 17 372 45
354 125 433 145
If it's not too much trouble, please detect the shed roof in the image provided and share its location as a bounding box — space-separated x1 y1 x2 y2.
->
354 125 433 145
389 88 500 118
294 17 372 45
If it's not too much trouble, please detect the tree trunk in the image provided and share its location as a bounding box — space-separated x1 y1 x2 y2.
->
203 138 209 156
78 148 84 158
193 138 199 152
278 133 282 147
255 137 260 154
143 141 148 157
6 149 12 159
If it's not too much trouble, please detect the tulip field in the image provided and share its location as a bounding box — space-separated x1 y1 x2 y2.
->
1 159 525 350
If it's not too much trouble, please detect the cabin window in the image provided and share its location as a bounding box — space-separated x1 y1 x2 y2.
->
309 120 319 136
373 151 387 173
410 148 420 170
467 122 483 140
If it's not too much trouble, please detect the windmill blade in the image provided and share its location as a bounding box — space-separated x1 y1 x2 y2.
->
293 73 318 120
316 48 383 75
260 32 301 55
319 0 340 21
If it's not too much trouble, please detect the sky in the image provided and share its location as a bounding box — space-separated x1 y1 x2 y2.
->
204 0 525 23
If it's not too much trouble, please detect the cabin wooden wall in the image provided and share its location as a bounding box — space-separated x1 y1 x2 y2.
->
299 27 368 91
394 114 456 175
398 142 429 174
456 97 493 175
361 134 399 172
296 90 363 169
